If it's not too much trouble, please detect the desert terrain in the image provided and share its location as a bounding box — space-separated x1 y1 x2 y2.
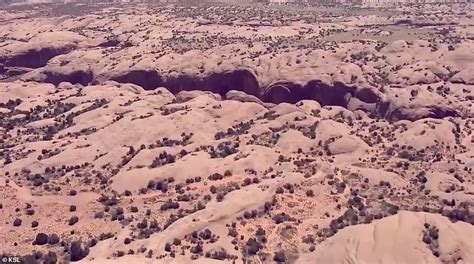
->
0 1 473 264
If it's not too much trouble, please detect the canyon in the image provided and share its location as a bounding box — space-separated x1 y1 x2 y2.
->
0 2 473 264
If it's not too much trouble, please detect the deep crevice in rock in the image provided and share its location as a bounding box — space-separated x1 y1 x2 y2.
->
104 68 389 116
111 69 163 90
204 69 261 98
303 80 355 107
386 105 460 121
8 66 460 121
263 82 296 104
42 69 93 86
3 46 74 69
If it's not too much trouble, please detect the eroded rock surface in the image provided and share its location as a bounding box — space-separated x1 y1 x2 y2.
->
0 2 473 264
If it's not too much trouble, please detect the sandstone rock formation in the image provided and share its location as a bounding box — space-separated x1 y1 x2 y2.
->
0 2 472 264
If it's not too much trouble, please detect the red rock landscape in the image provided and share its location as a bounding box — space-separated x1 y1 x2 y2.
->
0 1 473 264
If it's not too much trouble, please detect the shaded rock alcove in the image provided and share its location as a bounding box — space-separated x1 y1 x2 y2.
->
111 69 163 90
203 68 261 98
302 80 355 107
42 69 94 86
3 46 74 69
7 63 461 122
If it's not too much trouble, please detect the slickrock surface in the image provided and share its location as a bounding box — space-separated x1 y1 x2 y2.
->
0 2 473 264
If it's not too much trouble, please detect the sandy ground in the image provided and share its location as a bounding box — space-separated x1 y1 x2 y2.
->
0 2 473 264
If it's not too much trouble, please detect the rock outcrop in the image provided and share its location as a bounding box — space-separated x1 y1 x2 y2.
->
1 43 75 69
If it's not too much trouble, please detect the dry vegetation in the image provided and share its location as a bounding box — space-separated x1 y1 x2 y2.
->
0 2 473 264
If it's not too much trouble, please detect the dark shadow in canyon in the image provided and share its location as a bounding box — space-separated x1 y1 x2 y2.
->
111 69 163 90
302 80 355 107
7 65 460 121
42 69 93 86
204 69 261 99
3 46 73 69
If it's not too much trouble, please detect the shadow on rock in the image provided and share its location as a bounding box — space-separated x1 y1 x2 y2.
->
203 68 261 98
111 69 163 90
42 69 94 86
4 46 74 69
